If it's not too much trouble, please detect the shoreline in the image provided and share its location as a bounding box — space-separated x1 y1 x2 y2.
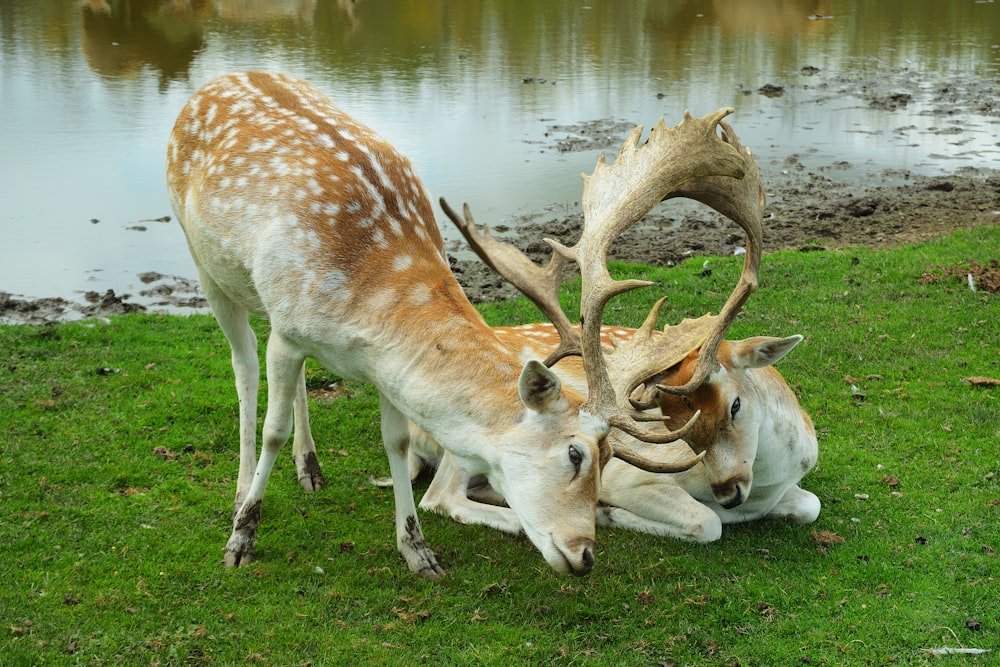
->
3 164 998 325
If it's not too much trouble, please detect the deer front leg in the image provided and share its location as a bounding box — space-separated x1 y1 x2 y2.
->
379 395 444 580
291 362 324 492
420 453 524 535
597 459 722 542
225 333 303 567
765 485 821 525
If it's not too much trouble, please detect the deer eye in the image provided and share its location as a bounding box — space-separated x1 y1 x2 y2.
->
568 445 583 471
730 397 741 420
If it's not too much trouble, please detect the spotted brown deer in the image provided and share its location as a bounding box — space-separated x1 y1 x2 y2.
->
165 72 746 577
408 118 818 540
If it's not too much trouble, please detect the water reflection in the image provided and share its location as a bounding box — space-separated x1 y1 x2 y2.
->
0 0 997 306
80 0 206 87
213 0 318 23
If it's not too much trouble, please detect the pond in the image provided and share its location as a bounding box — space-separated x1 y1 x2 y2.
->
1 0 998 309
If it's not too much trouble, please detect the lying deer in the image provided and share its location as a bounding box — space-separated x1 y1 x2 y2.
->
166 71 753 577
409 324 820 542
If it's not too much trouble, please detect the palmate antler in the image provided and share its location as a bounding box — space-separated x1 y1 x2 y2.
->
441 108 764 462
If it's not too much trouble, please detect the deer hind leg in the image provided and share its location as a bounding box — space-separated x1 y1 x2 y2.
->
224 331 304 567
291 362 324 492
195 269 259 516
766 485 821 525
378 394 444 580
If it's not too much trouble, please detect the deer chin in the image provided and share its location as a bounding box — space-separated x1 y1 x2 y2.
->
535 533 596 577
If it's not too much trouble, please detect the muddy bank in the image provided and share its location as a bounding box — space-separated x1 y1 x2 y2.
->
450 165 1000 303
2 164 998 324
0 273 205 325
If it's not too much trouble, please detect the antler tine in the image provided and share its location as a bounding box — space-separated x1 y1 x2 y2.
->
439 197 581 365
656 118 765 396
558 108 747 444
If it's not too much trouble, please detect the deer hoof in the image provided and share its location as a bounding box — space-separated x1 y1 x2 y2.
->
223 533 256 568
296 452 324 492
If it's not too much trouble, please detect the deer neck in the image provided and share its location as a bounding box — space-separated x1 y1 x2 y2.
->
302 268 529 462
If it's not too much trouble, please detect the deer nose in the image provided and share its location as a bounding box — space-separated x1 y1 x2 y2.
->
561 538 595 577
719 484 743 509
572 546 595 577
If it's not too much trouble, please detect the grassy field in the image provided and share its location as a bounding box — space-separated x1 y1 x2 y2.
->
2 227 998 666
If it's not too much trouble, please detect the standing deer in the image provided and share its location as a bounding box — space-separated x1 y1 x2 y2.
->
165 72 744 577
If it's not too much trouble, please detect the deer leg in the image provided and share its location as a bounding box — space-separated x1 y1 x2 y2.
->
224 332 303 567
291 362 324 492
378 394 444 580
597 460 722 542
196 269 259 516
765 485 821 525
419 453 523 535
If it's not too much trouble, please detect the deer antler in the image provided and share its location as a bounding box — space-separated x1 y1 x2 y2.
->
545 108 752 443
440 199 580 365
598 118 766 407
442 108 762 449
655 119 764 395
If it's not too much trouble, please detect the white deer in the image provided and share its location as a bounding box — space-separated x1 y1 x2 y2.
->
165 71 751 577
407 119 818 542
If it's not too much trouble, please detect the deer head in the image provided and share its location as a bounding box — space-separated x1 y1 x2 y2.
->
643 335 804 508
442 109 764 465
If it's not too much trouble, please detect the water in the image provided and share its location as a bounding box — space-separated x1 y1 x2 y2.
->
1 0 998 306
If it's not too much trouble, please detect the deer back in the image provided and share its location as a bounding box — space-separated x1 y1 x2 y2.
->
167 72 461 337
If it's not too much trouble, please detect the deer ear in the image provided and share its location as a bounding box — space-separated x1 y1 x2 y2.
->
731 335 803 369
518 360 564 413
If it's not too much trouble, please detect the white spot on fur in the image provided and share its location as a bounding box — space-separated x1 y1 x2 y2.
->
319 268 347 294
408 283 432 306
366 288 395 313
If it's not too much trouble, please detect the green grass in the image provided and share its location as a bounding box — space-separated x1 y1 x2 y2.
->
2 228 998 666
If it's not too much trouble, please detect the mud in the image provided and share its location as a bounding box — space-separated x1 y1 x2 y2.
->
450 166 1000 303
4 165 996 323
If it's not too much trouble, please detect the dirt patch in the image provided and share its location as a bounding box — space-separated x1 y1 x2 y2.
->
919 259 1000 294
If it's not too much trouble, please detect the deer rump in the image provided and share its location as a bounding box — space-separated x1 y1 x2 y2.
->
401 326 821 544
